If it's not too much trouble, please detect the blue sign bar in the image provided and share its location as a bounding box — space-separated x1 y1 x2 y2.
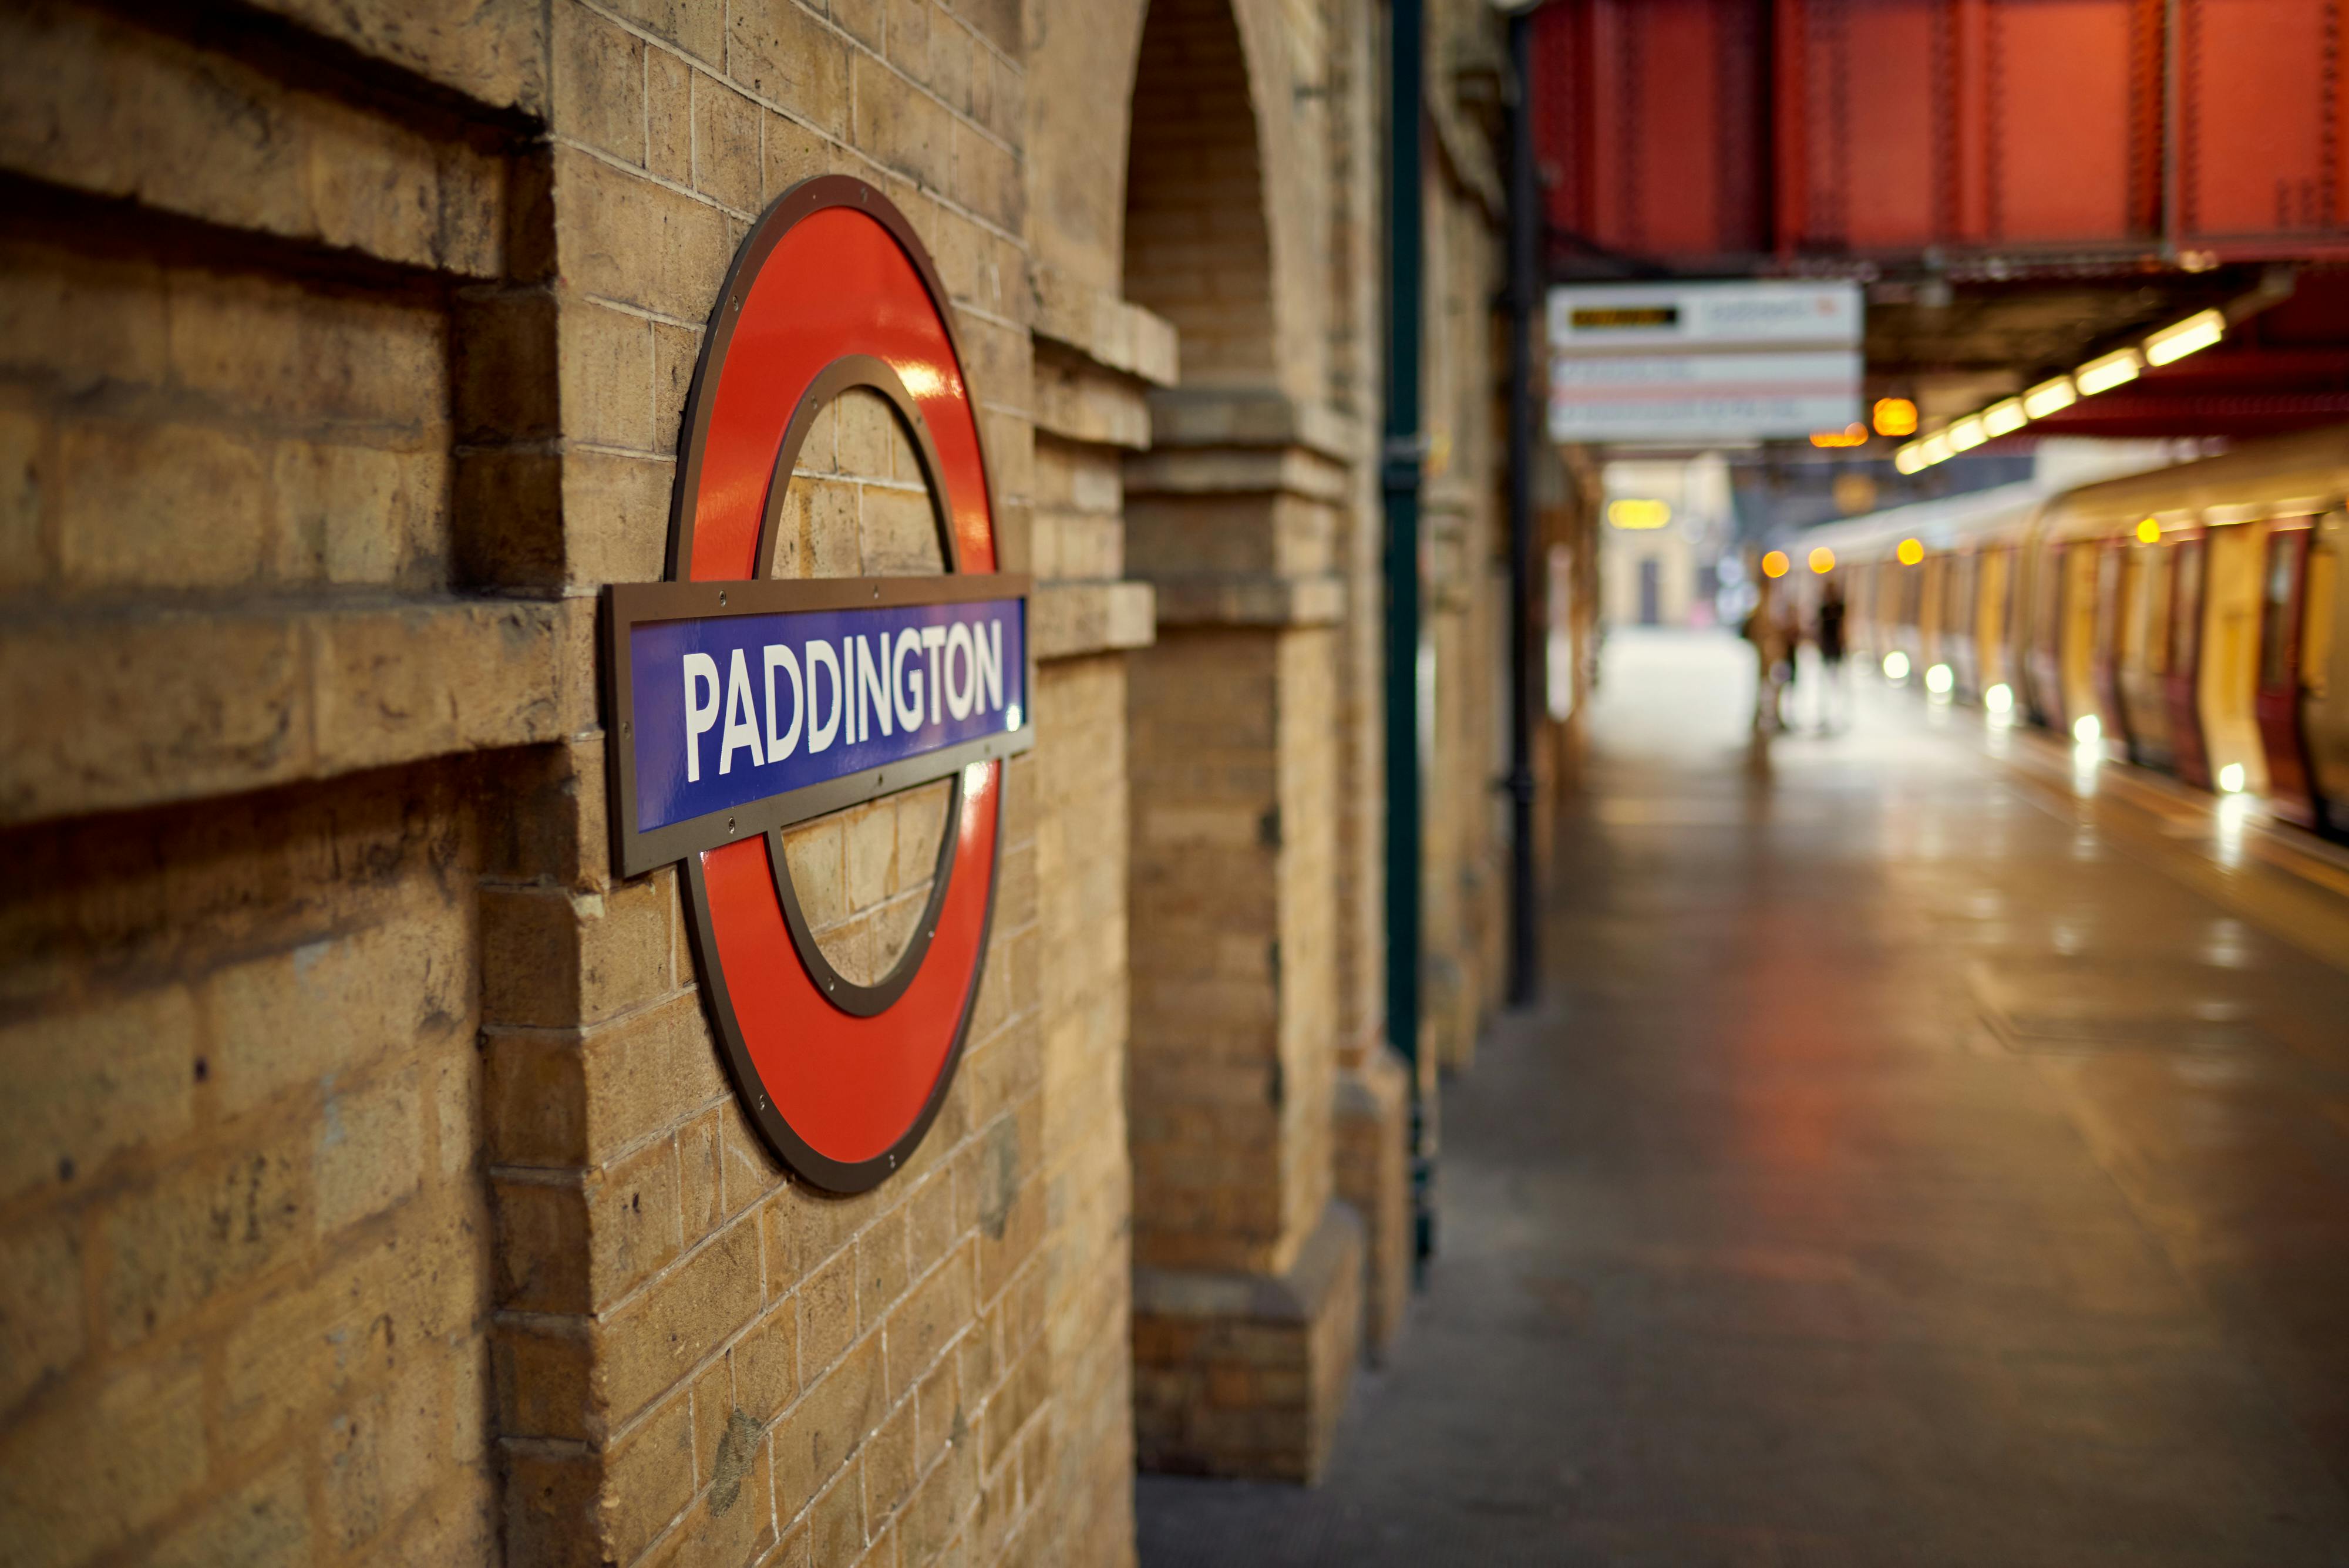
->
629 597 1025 835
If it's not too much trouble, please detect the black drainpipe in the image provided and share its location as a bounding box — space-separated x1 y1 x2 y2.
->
1382 0 1431 1267
1503 6 1540 1008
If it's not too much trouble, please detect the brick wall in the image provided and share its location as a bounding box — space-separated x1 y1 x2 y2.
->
2 0 1523 1554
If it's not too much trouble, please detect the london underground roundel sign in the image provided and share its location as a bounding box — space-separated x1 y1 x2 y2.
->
601 177 1031 1193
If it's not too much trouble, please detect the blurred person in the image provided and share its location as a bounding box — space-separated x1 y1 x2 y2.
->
1816 579 1850 731
1741 583 1788 733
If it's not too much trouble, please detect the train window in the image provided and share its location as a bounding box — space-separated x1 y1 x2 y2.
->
2170 540 2204 671
2259 531 2301 690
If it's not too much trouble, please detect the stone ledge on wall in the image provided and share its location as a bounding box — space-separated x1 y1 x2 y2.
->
1029 261 1182 388
1144 387 1357 463
0 593 591 825
1032 578 1157 661
1148 573 1345 628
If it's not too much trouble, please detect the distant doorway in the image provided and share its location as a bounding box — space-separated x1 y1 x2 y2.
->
1639 558 1662 625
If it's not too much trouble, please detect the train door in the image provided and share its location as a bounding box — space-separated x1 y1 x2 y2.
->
2305 513 2347 836
2198 521 2271 796
1997 546 2027 708
2091 540 2132 755
2121 538 2175 771
2165 533 2213 787
2254 522 2320 827
2059 544 2102 742
1946 553 1979 695
2028 543 2067 728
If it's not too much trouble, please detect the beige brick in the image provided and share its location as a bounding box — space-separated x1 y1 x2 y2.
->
735 1298 800 1424
607 1389 696 1564
721 1098 785 1219
654 322 701 456
0 985 193 1202
886 0 931 76
321 1364 443 1554
0 1213 83 1412
682 1106 723 1246
560 300 657 450
218 1204 482 1456
798 1244 860 1375
484 991 725 1167
480 874 678 1029
0 402 46 590
54 419 273 588
148 1458 311 1568
695 72 764 211
598 1212 763 1424
886 1245 972 1401
0 1352 206 1568
592 1133 686 1306
863 1395 918 1520
206 907 466 1119
554 2 647 163
856 1207 911 1333
555 146 735 322
649 47 695 184
852 54 950 189
808 1468 866 1562
564 445 673 585
604 0 725 63
763 1194 806 1299
317 1063 426 1234
101 1131 312 1346
765 107 830 201
729 0 851 134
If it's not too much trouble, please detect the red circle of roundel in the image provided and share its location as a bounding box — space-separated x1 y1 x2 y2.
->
669 177 1002 1193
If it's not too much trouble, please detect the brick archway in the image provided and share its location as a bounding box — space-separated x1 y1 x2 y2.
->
1118 0 1367 1483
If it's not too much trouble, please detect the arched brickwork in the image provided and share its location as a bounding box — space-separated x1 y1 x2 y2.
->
1122 0 1281 386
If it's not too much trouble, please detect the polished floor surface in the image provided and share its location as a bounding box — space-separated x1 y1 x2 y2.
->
1138 628 2349 1567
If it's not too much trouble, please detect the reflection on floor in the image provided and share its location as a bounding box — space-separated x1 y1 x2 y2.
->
1138 627 2349 1567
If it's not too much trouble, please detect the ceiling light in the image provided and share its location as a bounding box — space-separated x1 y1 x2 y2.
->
1946 415 1987 452
1894 442 1929 475
2144 308 2225 366
2022 376 2078 418
1917 432 1953 465
2075 348 2143 396
1982 398 2027 437
1873 398 1919 436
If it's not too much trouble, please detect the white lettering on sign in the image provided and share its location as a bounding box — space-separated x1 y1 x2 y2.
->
679 618 1011 785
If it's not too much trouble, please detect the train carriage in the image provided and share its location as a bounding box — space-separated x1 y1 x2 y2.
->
1804 426 2349 836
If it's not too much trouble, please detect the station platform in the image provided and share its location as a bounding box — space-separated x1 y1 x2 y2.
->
1137 628 2349 1566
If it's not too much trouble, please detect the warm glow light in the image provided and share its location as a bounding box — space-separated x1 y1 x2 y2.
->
1809 423 1869 448
1946 415 1987 452
1873 397 1919 437
1883 651 1910 680
1918 432 1953 465
1894 442 1930 475
2073 714 2103 746
1762 550 1790 578
2075 348 2143 396
1608 497 1672 530
1984 683 2014 715
1982 398 2027 437
1897 537 1925 567
2145 308 2225 366
1809 546 1836 574
2136 517 2161 544
1926 662 1954 695
2217 762 2247 793
2022 376 2078 418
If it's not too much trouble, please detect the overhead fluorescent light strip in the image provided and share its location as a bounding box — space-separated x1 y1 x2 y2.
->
2144 308 2225 366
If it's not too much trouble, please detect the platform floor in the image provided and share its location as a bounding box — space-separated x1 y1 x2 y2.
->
1137 628 2349 1567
